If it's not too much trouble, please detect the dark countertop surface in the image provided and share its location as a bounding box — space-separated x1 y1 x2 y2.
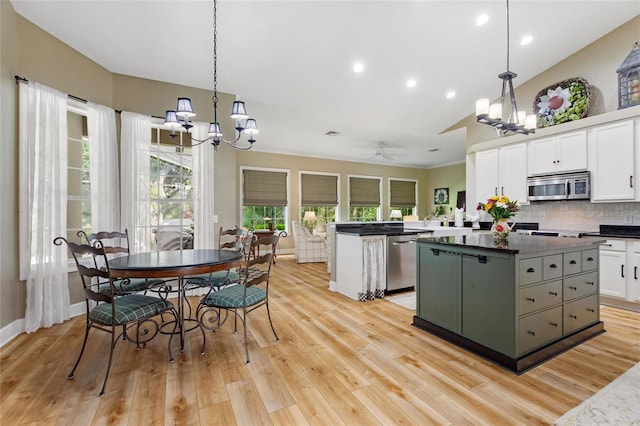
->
335 221 540 236
416 233 604 254
580 224 640 239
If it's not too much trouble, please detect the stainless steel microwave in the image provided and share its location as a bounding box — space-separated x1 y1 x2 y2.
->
527 171 590 201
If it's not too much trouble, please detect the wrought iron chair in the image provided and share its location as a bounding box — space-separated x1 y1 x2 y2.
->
197 233 280 363
54 237 178 396
185 226 251 291
78 229 165 295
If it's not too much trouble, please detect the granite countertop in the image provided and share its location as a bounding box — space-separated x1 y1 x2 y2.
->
416 233 605 254
580 225 640 239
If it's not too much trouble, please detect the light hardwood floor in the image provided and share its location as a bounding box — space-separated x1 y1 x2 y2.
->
2 254 640 425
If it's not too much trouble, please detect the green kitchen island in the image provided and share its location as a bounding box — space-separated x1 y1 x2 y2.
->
413 233 605 374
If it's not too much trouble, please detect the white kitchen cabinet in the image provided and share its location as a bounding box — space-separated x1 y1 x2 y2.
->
527 130 587 175
589 120 636 201
475 143 527 203
599 243 627 299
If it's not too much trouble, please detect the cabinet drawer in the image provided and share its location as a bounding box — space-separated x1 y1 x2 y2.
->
543 254 563 280
581 249 598 271
518 306 563 355
519 258 542 286
564 272 598 301
519 281 562 315
564 251 582 275
564 294 599 335
600 239 625 251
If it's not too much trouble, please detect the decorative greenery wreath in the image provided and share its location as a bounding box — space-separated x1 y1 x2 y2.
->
533 77 591 128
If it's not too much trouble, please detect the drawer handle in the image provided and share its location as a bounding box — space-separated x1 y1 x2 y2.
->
600 243 613 247
526 267 535 273
635 266 638 280
550 322 558 328
569 286 577 291
569 314 577 319
526 297 535 303
586 257 594 262
549 291 558 296
587 308 595 313
622 265 625 278
549 264 558 269
586 281 595 286
527 331 535 336
569 260 577 265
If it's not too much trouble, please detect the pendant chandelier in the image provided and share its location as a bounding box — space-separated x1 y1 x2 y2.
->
475 0 535 136
164 0 258 149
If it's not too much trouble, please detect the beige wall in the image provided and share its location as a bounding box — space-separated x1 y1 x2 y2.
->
447 15 640 147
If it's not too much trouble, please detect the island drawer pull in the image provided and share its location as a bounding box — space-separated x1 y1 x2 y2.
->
586 281 595 286
550 322 558 328
586 257 594 261
431 249 440 256
587 308 595 313
569 314 577 319
549 264 558 269
569 286 577 290
526 297 535 303
478 255 487 264
526 267 535 273
549 291 558 296
569 260 577 265
527 331 535 336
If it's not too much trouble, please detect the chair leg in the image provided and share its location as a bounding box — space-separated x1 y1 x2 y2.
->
68 322 91 379
99 325 118 396
265 300 279 341
168 308 179 362
242 308 250 364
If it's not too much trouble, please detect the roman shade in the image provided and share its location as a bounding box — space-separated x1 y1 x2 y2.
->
243 169 287 206
349 177 380 207
390 179 416 207
301 174 338 206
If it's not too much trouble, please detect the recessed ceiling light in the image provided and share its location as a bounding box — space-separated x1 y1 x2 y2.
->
446 91 456 99
406 79 417 88
476 14 489 26
520 35 533 46
353 62 364 73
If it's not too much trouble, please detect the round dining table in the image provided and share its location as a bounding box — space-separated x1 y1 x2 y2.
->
108 249 243 352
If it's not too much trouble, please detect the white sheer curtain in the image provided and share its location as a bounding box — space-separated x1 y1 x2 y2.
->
87 103 119 232
120 112 152 253
191 123 217 249
360 237 385 301
18 81 70 332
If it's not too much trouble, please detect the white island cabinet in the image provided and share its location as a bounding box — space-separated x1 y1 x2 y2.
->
333 233 386 301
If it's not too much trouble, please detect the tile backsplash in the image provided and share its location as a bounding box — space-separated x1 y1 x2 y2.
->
515 201 640 231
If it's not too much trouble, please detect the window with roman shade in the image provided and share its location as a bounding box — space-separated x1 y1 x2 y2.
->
390 179 417 207
301 173 338 206
349 177 380 206
242 168 288 230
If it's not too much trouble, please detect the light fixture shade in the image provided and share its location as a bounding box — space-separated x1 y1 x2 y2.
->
176 97 196 118
208 122 223 138
517 110 526 124
244 118 259 135
525 114 537 130
489 103 503 120
303 211 316 223
475 98 490 116
230 101 248 119
164 110 182 129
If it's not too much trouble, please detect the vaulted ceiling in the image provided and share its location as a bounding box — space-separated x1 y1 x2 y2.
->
11 0 640 168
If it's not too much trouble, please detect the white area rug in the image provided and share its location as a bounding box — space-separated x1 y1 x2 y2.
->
554 361 640 425
386 291 416 310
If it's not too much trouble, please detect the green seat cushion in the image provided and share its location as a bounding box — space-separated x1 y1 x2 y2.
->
98 278 164 295
89 294 173 326
201 284 266 309
186 270 240 287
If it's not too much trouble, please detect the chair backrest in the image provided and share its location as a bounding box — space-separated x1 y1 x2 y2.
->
78 229 130 256
219 226 249 252
53 237 113 303
243 233 280 288
155 230 193 251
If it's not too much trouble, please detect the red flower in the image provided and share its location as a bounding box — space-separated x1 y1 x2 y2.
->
494 224 504 232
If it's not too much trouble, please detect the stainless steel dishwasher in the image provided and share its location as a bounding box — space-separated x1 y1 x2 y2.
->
386 234 417 292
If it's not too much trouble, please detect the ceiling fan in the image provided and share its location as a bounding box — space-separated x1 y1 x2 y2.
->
366 142 396 162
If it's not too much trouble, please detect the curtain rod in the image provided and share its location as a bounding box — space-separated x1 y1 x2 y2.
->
15 75 125 114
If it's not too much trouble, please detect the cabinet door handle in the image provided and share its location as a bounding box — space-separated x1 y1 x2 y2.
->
549 291 558 296
501 186 504 195
630 175 634 188
622 265 625 278
587 308 595 313
600 243 612 247
635 266 638 280
526 267 535 273
527 331 535 336
569 260 577 265
569 314 577 319
526 297 535 303
550 322 558 328
569 286 577 290
494 187 498 196
586 281 595 286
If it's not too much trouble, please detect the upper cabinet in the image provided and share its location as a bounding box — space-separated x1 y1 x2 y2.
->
476 143 528 204
527 130 587 175
588 119 636 202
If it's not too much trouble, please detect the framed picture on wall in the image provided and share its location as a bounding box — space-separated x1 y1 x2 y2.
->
434 187 449 205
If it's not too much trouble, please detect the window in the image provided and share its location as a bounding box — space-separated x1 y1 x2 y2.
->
389 178 417 218
149 128 194 250
300 172 338 225
349 176 381 221
242 168 288 231
66 112 91 246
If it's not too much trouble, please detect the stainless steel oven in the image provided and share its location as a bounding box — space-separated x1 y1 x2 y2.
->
527 171 590 201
